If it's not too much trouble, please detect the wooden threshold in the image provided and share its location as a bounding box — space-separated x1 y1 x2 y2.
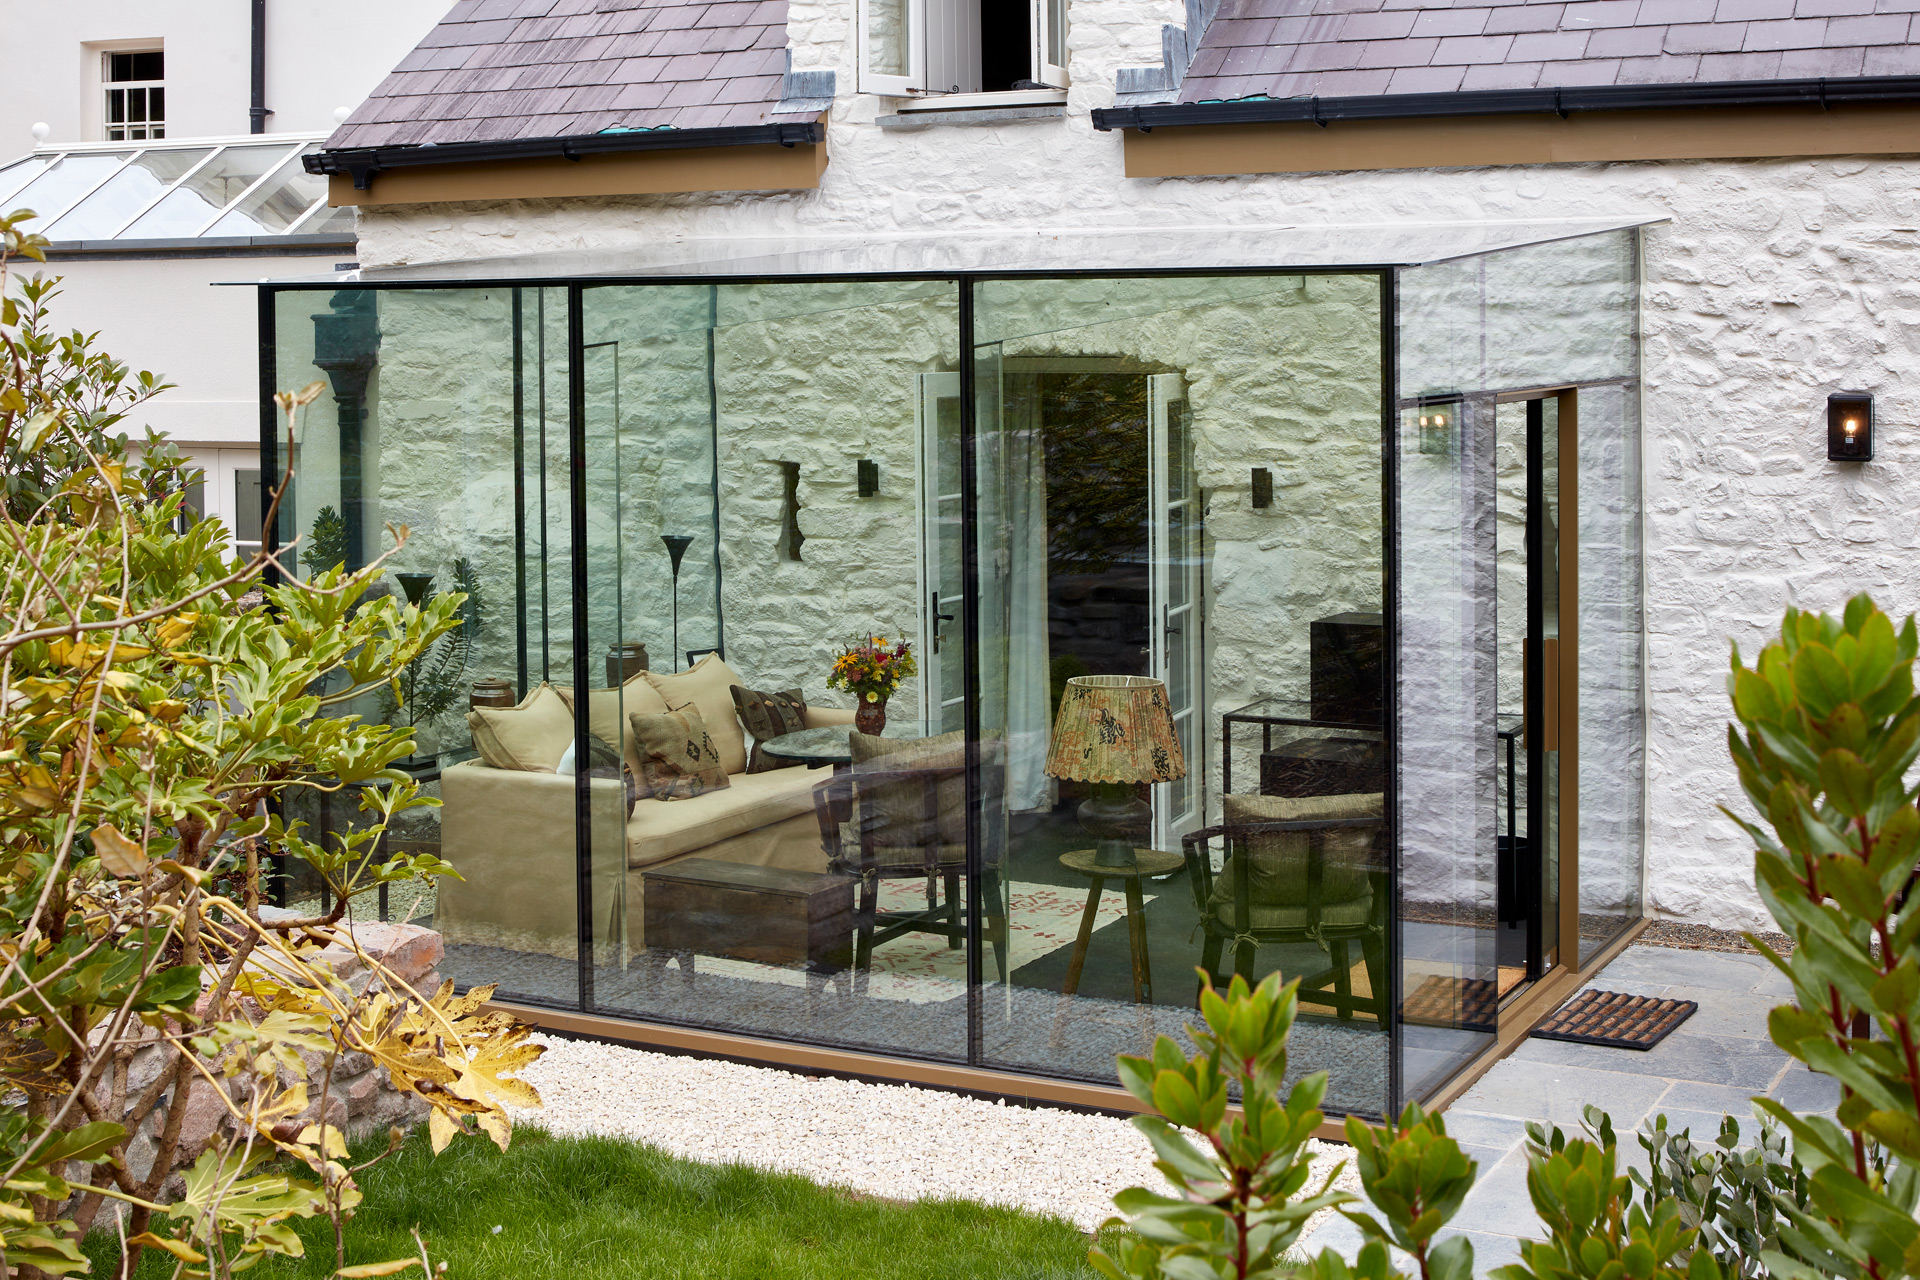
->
1414 916 1651 1116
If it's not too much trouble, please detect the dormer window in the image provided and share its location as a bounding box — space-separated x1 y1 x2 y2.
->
105 50 165 141
861 0 1066 96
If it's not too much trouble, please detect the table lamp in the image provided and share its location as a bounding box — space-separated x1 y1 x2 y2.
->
1043 675 1187 869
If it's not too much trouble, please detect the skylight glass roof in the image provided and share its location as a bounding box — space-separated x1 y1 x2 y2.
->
0 135 352 244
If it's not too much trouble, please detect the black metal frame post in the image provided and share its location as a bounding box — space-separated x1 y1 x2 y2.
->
259 288 289 907
567 285 595 1010
958 278 984 1068
512 287 529 698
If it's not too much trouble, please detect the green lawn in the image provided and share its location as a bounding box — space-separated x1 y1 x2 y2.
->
86 1126 1109 1279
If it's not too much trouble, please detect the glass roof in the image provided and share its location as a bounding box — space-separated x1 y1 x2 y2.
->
0 135 352 244
244 217 1662 285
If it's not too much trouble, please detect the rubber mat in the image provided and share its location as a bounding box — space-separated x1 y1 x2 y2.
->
1531 989 1696 1050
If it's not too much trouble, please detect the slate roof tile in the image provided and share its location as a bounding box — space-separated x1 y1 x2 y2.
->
1179 0 1920 107
326 0 806 146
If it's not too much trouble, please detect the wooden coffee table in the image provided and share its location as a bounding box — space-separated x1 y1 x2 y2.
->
1058 847 1184 1005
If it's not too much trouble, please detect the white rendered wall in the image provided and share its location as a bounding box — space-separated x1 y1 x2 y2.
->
0 0 448 148
29 254 335 447
340 0 1920 932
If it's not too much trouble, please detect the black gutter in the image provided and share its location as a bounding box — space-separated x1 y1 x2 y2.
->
250 0 271 133
305 121 827 190
1093 74 1920 132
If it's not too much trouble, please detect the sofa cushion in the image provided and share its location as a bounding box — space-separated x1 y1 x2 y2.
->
645 653 749 775
1208 791 1382 924
630 706 731 801
467 684 573 772
566 674 672 780
624 764 823 869
849 730 966 852
732 685 808 773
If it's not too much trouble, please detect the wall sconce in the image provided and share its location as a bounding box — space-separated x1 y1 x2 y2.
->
1251 468 1273 509
1411 397 1458 456
857 458 879 497
1828 392 1874 462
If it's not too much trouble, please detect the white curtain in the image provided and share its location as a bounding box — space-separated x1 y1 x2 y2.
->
994 373 1053 813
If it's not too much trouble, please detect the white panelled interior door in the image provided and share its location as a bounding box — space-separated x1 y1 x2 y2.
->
1148 374 1204 850
917 372 967 734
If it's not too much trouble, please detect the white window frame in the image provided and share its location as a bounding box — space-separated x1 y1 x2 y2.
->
859 0 1066 95
103 48 165 142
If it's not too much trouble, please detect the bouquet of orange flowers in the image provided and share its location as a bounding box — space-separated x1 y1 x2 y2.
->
826 634 918 704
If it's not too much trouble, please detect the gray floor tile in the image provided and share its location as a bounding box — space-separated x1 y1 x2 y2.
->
1637 1031 1793 1089
1767 1063 1839 1114
1453 1060 1671 1131
1441 1109 1533 1154
1441 1227 1526 1273
1652 986 1779 1041
1447 1148 1536 1235
1655 1079 1768 1115
1594 946 1776 994
1460 1142 1518 1180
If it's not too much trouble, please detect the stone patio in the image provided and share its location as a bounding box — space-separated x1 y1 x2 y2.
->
1302 942 1836 1273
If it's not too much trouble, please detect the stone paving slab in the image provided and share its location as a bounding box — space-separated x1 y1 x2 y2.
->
1302 943 1828 1276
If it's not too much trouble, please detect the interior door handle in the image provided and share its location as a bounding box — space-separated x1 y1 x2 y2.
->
931 592 956 653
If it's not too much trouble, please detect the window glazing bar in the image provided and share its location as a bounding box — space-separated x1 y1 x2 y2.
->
104 144 227 239
188 142 308 237
37 148 146 229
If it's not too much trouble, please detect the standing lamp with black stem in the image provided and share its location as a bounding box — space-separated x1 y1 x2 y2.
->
1044 675 1188 869
661 535 693 671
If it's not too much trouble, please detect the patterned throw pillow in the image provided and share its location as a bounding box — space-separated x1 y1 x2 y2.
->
730 685 808 773
628 705 731 801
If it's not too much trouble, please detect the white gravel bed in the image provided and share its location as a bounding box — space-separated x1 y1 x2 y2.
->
506 1033 1361 1236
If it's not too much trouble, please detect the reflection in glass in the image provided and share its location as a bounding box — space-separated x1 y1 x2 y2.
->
44 148 211 239
972 275 1389 1117
123 143 301 239
206 151 329 236
6 154 135 226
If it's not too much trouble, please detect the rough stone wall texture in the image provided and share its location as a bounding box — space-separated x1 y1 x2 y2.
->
335 0 1920 932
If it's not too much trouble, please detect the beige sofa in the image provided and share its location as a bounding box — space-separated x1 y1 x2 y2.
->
436 671 854 963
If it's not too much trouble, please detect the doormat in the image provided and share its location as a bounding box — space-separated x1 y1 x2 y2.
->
1401 976 1497 1033
1532 989 1696 1050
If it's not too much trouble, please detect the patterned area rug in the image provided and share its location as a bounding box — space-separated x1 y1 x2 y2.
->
694 879 1147 1004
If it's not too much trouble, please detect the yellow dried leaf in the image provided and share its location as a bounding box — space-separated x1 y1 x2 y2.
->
336 1259 422 1277
427 1108 458 1155
92 825 146 878
127 1232 206 1264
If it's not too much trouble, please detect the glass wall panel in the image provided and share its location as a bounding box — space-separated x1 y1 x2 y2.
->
1575 381 1645 955
271 284 578 1007
971 274 1390 1118
575 281 971 1061
1397 228 1643 1103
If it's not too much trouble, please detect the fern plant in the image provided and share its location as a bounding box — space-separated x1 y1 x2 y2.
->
379 558 483 745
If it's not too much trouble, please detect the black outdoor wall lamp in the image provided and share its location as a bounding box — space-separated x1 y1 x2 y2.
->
1829 392 1874 462
857 458 879 497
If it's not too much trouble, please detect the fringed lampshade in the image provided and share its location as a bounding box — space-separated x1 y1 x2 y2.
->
1045 675 1187 785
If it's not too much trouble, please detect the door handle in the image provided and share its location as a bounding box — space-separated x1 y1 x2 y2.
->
931 592 956 654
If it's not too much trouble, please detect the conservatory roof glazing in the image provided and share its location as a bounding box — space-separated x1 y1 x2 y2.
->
0 135 353 247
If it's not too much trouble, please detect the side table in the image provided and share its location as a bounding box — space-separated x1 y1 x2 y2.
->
1058 847 1184 1005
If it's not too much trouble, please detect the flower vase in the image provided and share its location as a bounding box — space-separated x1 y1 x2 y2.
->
855 698 888 737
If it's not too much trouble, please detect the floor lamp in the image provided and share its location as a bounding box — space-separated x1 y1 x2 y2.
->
662 535 693 670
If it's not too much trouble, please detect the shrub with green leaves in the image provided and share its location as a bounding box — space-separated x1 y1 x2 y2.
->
1726 594 1920 1279
1631 1112 1811 1280
1089 971 1350 1280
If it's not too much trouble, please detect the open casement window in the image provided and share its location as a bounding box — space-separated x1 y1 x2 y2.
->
860 0 1067 94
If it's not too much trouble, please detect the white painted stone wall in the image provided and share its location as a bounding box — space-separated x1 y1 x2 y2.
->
335 0 1920 932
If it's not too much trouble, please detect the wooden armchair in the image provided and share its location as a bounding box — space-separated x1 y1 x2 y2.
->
811 741 1008 988
1180 792 1387 1020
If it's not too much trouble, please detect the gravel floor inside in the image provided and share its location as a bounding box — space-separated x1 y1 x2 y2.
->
508 1033 1362 1237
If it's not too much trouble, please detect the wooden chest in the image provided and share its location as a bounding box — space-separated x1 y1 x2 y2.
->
642 858 855 971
